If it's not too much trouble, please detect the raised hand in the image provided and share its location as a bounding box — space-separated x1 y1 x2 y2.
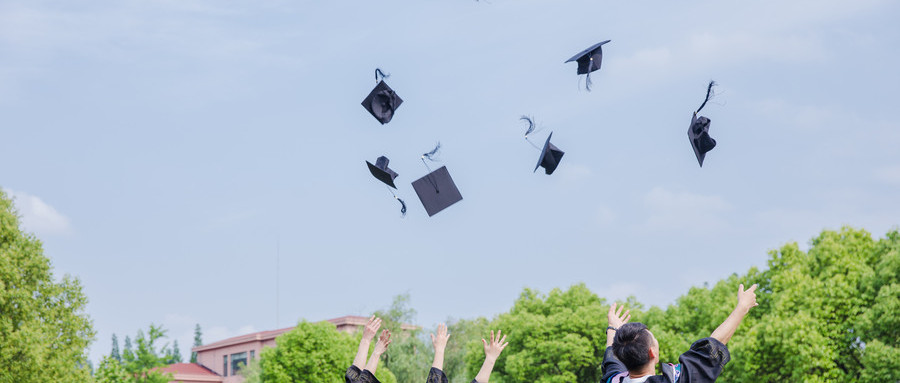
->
737 283 759 311
431 323 450 353
482 330 508 361
363 316 382 342
373 329 392 355
608 302 631 329
431 323 451 370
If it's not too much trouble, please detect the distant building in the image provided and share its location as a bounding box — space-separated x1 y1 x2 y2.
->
164 315 417 383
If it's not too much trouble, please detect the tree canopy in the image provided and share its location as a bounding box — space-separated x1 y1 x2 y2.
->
247 320 397 383
0 189 95 383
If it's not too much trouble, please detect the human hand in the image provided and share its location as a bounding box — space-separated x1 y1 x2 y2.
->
737 284 759 312
373 329 392 355
482 330 508 361
608 302 631 329
431 323 450 353
363 316 382 342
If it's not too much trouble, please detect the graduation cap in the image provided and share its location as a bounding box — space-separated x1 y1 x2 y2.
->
522 116 565 175
565 40 610 91
362 69 403 124
411 143 463 217
535 133 565 175
366 156 399 188
687 81 718 167
365 155 407 216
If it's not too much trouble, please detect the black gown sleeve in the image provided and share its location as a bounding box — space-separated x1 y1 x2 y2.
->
676 337 730 383
358 369 382 383
601 346 629 383
346 365 362 383
427 367 448 383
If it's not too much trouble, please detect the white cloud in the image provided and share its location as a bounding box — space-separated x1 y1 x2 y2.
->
644 187 732 231
2 188 71 235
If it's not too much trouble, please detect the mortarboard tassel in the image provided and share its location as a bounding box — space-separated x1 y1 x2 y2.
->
396 196 407 216
420 142 442 193
585 70 593 92
421 142 441 162
520 116 542 149
695 81 717 114
375 68 390 83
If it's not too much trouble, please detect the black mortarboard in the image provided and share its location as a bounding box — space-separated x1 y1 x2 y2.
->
362 69 403 124
366 156 399 188
411 166 463 217
565 40 610 90
687 81 718 167
534 132 564 175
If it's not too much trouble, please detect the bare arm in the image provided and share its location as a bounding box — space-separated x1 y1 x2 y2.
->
606 302 631 347
431 323 450 370
364 329 391 375
474 330 508 383
710 284 759 345
353 316 382 369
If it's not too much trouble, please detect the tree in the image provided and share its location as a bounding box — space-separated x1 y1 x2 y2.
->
167 340 183 364
115 324 175 383
0 189 95 383
467 284 612 383
443 317 490 383
95 356 130 383
374 294 430 383
251 320 397 383
123 336 134 360
111 334 122 362
191 323 203 363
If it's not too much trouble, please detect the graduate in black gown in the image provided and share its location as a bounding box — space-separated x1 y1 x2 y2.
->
426 324 450 383
346 316 392 383
602 284 759 383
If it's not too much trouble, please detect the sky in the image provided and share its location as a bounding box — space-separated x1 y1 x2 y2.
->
1 0 899 366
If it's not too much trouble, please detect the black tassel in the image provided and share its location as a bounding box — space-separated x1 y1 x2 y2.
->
422 142 441 161
375 68 390 83
397 197 407 217
520 116 535 137
696 81 717 114
585 71 593 92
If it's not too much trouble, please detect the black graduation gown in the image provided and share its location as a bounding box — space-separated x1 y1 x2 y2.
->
427 367 448 383
601 337 731 383
346 365 381 383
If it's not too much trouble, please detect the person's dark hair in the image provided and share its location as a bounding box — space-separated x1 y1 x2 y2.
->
612 322 653 371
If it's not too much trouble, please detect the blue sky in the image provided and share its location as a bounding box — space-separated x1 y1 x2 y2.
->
1 0 898 366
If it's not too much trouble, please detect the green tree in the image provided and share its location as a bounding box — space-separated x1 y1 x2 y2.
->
191 323 203 363
468 284 614 383
374 294 430 383
252 320 397 383
166 340 183 364
444 317 490 383
117 324 174 383
0 189 95 383
95 356 130 383
111 334 122 362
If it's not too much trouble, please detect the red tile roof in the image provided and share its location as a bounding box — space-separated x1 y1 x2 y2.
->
192 316 419 352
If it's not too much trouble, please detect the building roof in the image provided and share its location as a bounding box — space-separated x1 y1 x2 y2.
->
156 363 222 382
192 315 419 353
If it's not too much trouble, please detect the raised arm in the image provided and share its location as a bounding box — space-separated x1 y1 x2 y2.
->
363 329 392 375
353 316 382 370
431 323 450 370
473 330 508 383
710 283 759 345
606 302 631 347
